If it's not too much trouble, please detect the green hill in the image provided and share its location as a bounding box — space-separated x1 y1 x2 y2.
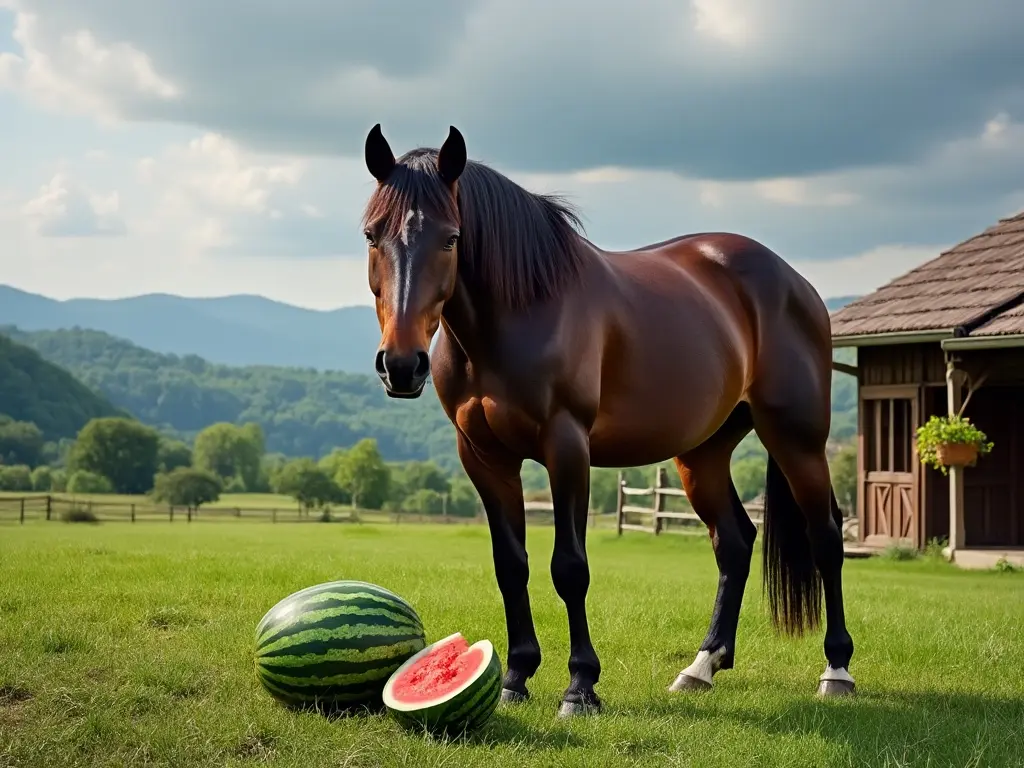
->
2 326 458 468
0 285 859 373
0 333 123 441
2 325 857 469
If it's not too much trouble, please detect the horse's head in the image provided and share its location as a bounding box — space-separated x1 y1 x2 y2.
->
361 124 467 399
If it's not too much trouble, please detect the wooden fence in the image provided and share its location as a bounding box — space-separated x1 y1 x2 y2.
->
615 466 765 536
0 495 614 528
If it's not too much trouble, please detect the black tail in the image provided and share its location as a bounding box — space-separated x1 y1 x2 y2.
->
761 455 822 636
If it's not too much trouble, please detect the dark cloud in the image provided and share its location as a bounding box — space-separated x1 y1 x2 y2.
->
8 0 1024 181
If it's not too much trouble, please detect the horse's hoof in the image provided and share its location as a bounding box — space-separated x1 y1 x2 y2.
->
817 679 856 697
668 673 713 693
557 698 601 718
500 688 529 705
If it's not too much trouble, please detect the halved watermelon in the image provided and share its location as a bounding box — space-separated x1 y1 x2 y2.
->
382 632 502 734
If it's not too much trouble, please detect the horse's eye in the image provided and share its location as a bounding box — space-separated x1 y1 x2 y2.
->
442 235 459 252
364 231 376 248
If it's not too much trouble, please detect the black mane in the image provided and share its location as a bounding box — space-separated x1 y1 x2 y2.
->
362 148 586 309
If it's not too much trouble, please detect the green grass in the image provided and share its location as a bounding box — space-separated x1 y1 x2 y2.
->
1 524 1022 768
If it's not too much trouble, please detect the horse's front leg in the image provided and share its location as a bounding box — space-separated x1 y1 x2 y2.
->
456 433 542 702
543 412 601 717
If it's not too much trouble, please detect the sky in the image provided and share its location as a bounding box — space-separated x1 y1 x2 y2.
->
1 1 1023 310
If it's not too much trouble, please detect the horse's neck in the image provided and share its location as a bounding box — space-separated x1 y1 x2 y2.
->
439 277 491 366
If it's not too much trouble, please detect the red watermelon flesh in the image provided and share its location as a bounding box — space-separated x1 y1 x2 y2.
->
389 634 484 704
382 632 503 733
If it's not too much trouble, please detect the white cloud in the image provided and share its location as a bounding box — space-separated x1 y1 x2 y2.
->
691 0 756 47
790 245 943 299
0 1 1022 317
0 10 178 120
20 172 125 236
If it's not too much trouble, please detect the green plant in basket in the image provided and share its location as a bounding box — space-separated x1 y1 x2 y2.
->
915 414 993 475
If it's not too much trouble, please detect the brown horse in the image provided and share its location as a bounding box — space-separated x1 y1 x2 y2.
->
360 124 855 717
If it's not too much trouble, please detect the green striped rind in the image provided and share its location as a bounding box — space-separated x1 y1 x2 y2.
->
254 580 426 709
382 634 503 735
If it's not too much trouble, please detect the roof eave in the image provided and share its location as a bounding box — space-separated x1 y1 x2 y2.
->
941 333 1024 351
831 330 953 348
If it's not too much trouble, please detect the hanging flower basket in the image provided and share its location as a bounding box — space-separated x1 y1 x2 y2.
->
916 415 993 476
935 441 979 468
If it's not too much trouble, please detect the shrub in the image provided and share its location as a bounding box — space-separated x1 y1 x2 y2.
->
881 542 919 561
30 466 53 492
60 504 99 524
66 470 114 495
0 465 33 492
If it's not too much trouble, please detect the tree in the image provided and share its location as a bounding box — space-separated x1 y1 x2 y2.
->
0 465 33 491
318 448 347 480
66 470 114 494
30 466 53 491
400 488 446 515
273 458 344 510
157 439 193 472
151 467 222 508
589 468 621 515
0 417 45 467
731 456 766 502
447 478 481 518
193 422 264 491
334 438 391 509
68 417 161 494
829 442 857 514
391 460 451 502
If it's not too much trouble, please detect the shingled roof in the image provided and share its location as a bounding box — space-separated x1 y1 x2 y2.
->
830 210 1024 340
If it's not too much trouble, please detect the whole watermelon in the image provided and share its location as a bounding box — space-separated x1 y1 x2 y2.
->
254 580 426 709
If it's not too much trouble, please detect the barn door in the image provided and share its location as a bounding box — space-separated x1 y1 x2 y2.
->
860 386 920 547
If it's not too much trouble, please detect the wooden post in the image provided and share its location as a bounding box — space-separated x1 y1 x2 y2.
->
169 506 174 522
131 504 136 523
615 471 625 536
946 362 967 559
45 495 52 521
19 498 25 524
187 507 192 523
654 466 667 535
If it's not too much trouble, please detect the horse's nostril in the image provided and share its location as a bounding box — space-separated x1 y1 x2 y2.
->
374 349 387 377
413 351 430 380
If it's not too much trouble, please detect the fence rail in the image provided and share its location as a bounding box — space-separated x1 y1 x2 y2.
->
0 494 616 528
615 466 765 536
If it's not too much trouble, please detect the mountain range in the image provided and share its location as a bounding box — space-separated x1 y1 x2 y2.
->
0 285 859 373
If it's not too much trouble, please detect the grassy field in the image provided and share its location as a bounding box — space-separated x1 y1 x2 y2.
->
1 523 1022 768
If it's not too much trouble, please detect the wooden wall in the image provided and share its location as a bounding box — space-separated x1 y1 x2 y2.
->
854 342 1024 548
858 343 946 388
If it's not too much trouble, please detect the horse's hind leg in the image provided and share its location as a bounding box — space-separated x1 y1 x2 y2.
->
750 375 855 696
669 404 757 692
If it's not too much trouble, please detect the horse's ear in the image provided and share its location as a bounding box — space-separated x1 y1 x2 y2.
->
365 123 395 183
437 126 467 185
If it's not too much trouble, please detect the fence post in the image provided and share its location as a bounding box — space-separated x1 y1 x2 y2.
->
654 467 667 535
615 471 625 536
45 495 52 521
272 508 277 523
19 498 25 524
169 506 174 522
187 507 192 523
131 504 136 523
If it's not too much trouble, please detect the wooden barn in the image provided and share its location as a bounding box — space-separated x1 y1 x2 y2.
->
830 211 1024 568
